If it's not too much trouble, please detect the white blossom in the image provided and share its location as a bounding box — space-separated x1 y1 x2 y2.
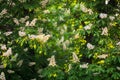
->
68 64 72 71
18 0 26 3
93 72 100 76
87 9 93 15
105 0 110 5
116 42 120 46
28 34 36 39
19 18 26 23
41 0 49 8
3 48 12 57
29 62 36 66
65 8 70 15
18 31 26 37
87 43 95 50
74 33 79 39
25 21 30 26
0 9 7 15
11 2 15 6
42 34 51 43
30 78 36 80
43 10 50 14
115 13 119 16
80 4 93 14
1 44 7 50
0 72 6 80
0 65 4 69
4 31 12 36
36 34 45 41
19 16 29 23
99 13 107 19
47 55 56 67
25 16 29 20
84 24 92 30
29 18 37 26
109 16 115 21
72 52 79 63
80 63 88 68
97 54 108 59
13 18 19 25
7 70 15 74
101 27 108 36
80 4 88 13
24 48 28 52
17 60 23 67
116 66 120 71
25 18 37 26
35 34 51 43
62 40 70 50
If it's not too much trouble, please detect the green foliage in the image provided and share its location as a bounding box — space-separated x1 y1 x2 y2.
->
0 0 120 80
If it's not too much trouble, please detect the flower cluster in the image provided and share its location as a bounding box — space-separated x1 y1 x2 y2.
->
74 33 79 39
18 0 26 3
116 42 120 46
47 55 56 67
29 62 36 66
105 0 110 5
116 66 120 71
7 0 15 7
13 16 29 25
2 48 12 57
0 9 7 16
80 63 88 69
17 60 23 67
0 72 6 80
101 27 108 36
43 10 50 14
87 43 95 50
1 44 7 50
109 16 115 21
72 52 80 63
41 0 49 8
7 70 15 74
28 34 51 43
18 31 26 37
80 4 93 14
0 65 4 69
97 54 108 59
62 40 70 50
99 13 107 19
25 18 37 27
84 24 93 30
4 31 12 36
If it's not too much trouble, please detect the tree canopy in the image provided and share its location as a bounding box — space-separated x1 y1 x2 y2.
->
0 0 120 80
